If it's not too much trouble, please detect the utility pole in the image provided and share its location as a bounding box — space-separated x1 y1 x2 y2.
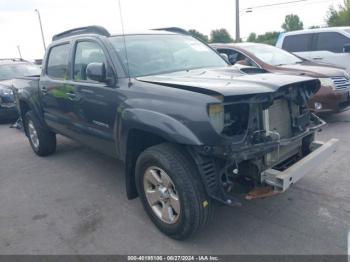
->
35 9 46 51
17 46 22 59
235 0 240 42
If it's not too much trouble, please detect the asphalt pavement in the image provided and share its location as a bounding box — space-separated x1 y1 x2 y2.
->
0 111 349 255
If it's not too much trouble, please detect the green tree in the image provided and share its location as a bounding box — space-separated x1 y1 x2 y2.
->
247 32 257 42
327 0 350 26
282 14 304 32
210 29 234 43
247 31 280 45
188 29 209 43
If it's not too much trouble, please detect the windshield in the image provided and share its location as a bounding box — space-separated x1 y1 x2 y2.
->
243 44 303 66
110 34 228 77
0 63 41 81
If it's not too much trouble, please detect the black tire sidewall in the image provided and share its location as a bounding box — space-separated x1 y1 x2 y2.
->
24 111 56 156
136 144 208 239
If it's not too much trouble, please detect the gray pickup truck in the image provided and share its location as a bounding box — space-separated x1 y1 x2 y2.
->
13 26 338 239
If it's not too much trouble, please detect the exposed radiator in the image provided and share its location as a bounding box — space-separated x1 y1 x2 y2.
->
264 98 301 167
268 99 292 138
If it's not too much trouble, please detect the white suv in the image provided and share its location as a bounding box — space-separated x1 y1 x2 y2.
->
276 27 350 74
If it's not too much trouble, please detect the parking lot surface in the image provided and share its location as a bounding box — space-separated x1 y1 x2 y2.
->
0 112 349 255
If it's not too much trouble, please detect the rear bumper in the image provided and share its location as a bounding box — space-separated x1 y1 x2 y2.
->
261 138 338 192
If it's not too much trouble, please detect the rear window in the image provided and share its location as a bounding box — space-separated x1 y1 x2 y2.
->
315 32 350 53
282 34 312 52
46 44 70 79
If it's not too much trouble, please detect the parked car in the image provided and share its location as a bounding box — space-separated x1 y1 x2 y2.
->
0 59 41 120
213 43 350 114
13 26 338 239
276 27 350 74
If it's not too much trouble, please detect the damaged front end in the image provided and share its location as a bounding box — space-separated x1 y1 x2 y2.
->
189 79 338 206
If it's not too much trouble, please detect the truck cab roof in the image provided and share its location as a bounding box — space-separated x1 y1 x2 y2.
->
52 25 181 42
280 26 350 36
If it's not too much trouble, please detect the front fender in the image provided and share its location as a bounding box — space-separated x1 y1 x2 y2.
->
119 108 202 159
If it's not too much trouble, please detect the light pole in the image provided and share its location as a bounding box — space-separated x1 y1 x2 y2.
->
17 45 22 59
35 9 46 51
235 0 240 42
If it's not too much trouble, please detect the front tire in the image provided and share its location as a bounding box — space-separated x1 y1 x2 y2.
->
135 143 213 240
24 111 56 156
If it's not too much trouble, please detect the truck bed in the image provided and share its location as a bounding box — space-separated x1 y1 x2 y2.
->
12 76 40 90
12 76 41 115
12 76 40 96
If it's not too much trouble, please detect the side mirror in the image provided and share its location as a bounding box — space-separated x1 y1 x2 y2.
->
220 53 229 63
343 43 350 53
86 62 106 83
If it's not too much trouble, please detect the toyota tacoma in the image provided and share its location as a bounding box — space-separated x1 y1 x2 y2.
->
13 26 338 239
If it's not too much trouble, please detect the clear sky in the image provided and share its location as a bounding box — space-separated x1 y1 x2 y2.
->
0 0 345 60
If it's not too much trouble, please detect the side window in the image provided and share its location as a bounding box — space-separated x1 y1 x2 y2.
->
316 32 350 53
236 54 258 68
73 41 106 81
46 44 70 79
282 34 312 52
218 48 240 65
218 48 258 67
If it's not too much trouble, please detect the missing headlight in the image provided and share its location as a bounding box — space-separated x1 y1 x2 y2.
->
222 103 249 137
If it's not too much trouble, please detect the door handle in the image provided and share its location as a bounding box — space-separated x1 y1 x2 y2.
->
313 57 323 60
41 86 48 95
66 92 77 101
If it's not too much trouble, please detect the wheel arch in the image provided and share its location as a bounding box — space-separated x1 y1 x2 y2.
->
124 128 171 200
18 97 47 135
118 109 203 200
18 99 33 136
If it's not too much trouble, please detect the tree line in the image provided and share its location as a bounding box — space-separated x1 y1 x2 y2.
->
189 0 350 45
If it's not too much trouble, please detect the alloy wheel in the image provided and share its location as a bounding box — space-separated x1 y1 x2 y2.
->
143 166 181 224
28 120 39 149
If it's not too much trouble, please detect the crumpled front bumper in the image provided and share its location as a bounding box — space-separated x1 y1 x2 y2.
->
260 138 338 192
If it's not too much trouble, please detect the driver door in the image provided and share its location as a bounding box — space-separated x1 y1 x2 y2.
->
68 40 121 156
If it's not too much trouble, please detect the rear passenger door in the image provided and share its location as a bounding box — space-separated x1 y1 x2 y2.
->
311 32 350 69
281 33 313 60
40 42 74 136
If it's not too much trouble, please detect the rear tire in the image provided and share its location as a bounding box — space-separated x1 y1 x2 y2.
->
135 143 214 240
24 111 56 156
